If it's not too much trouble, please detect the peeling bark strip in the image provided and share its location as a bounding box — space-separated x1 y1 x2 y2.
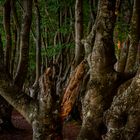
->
60 60 87 121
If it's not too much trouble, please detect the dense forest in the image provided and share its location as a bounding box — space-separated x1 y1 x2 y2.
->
0 0 140 140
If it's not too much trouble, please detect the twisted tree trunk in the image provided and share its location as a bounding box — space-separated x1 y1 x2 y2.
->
78 0 118 139
103 0 140 139
103 68 140 140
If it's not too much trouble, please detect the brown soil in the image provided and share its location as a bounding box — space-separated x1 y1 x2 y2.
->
0 111 81 140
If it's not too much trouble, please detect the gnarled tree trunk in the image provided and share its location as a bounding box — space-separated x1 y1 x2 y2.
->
78 0 118 139
103 68 140 140
103 0 140 139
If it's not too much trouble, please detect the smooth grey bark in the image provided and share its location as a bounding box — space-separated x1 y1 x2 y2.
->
14 0 33 89
0 34 4 68
125 0 140 73
74 0 84 68
31 0 42 99
10 27 17 76
3 0 12 72
33 0 41 86
11 0 21 76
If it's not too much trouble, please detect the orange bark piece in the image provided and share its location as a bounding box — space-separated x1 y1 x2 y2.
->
60 61 86 121
117 40 121 49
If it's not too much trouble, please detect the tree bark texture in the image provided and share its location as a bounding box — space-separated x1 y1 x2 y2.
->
0 34 4 69
3 0 12 73
78 0 118 139
0 26 61 139
33 0 42 86
14 0 33 88
125 0 140 73
0 32 14 130
60 60 87 121
0 96 13 131
11 0 21 76
31 0 42 99
103 68 140 140
33 68 62 140
116 40 129 73
87 0 97 34
0 66 61 140
74 0 84 67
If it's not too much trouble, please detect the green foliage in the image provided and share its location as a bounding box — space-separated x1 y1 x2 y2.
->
114 13 130 58
47 0 60 13
29 38 36 71
83 0 90 26
0 0 5 6
0 10 6 47
42 42 74 58
114 18 129 42
114 0 131 43
29 52 36 70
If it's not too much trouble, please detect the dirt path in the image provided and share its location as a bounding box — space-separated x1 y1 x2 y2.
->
0 111 81 140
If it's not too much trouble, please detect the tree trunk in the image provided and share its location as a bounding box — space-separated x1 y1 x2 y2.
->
14 0 33 89
87 0 97 34
116 40 129 72
103 0 140 139
0 34 4 70
0 32 13 131
0 17 63 135
32 68 62 140
11 0 21 76
78 0 118 139
125 0 140 73
103 68 140 140
74 0 84 68
33 0 41 86
31 0 42 99
0 96 13 131
3 0 12 73
0 66 62 140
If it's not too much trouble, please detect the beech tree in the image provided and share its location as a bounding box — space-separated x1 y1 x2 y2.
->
0 0 140 140
78 0 140 139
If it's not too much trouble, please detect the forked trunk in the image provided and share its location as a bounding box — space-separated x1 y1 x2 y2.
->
78 0 117 139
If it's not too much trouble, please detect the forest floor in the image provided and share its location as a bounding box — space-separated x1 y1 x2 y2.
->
0 111 81 140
